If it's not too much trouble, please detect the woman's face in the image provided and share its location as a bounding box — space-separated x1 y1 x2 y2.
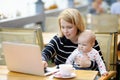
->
60 19 78 42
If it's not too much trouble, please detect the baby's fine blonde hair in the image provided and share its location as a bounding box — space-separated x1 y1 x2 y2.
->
79 30 96 46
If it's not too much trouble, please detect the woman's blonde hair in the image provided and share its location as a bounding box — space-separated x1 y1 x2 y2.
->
58 8 85 37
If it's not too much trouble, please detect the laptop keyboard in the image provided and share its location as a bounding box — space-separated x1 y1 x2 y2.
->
44 66 59 73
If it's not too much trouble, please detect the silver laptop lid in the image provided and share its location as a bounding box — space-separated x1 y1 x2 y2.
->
2 42 45 76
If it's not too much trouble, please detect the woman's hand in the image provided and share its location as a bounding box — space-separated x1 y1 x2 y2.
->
75 54 91 68
42 61 48 68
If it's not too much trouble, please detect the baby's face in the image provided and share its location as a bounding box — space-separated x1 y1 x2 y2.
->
78 36 93 53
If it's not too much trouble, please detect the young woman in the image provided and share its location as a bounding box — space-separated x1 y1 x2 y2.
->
42 8 104 71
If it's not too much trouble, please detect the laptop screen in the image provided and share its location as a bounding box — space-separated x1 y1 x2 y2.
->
2 42 58 76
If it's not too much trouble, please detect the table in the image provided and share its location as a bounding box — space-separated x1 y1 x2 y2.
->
0 66 98 80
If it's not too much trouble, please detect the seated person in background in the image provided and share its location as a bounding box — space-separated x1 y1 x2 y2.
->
101 0 110 11
88 0 109 14
66 30 108 76
110 0 120 14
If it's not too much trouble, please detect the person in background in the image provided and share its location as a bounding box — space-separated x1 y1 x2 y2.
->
42 8 104 71
101 0 110 11
88 0 109 14
110 0 120 14
66 30 108 76
88 0 94 5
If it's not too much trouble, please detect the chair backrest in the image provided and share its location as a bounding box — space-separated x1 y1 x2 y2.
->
95 33 116 71
85 14 119 33
0 27 44 65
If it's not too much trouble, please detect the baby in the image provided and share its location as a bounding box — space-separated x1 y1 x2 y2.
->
66 30 108 76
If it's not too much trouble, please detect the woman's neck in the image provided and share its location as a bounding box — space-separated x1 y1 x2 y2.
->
70 36 78 44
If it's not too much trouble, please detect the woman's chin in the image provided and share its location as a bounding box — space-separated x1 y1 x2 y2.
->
65 36 69 39
66 37 71 40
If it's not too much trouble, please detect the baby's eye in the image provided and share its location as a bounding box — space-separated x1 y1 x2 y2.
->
67 26 72 29
78 43 81 45
83 44 86 46
61 26 65 29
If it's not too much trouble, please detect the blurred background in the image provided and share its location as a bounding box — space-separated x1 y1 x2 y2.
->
0 0 120 79
0 0 117 19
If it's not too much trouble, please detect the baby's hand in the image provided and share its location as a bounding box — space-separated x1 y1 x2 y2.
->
102 72 109 76
75 55 91 68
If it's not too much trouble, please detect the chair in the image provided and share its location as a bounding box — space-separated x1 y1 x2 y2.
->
85 14 119 33
83 14 119 79
0 27 44 65
95 33 116 80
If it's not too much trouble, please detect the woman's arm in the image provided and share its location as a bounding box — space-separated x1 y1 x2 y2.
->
42 36 58 62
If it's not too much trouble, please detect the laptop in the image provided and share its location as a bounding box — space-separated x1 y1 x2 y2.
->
2 42 58 76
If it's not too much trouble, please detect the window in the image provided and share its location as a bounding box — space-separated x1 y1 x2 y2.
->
0 0 37 19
